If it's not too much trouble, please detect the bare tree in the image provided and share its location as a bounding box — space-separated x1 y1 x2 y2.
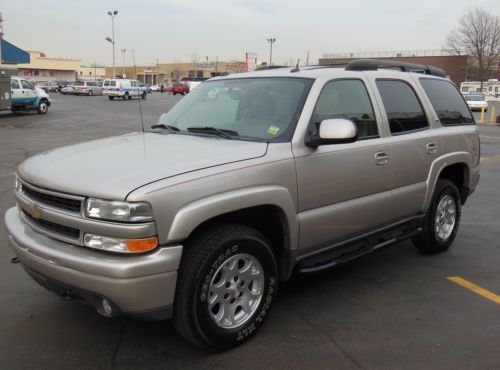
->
446 7 500 88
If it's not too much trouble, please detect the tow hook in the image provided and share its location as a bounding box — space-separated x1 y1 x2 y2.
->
10 257 20 264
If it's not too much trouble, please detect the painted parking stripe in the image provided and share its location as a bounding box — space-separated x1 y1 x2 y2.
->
480 154 500 162
447 276 500 305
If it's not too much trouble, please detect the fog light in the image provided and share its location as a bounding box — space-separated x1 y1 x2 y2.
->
83 233 158 253
102 298 113 316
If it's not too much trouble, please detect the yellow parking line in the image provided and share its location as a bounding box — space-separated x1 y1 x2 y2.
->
447 276 500 304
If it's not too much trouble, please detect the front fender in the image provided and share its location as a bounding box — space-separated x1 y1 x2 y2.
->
167 185 299 251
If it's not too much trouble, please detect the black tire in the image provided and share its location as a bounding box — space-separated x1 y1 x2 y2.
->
123 93 129 101
108 96 114 100
173 224 278 351
37 99 49 114
412 179 461 253
88 90 93 96
141 92 147 100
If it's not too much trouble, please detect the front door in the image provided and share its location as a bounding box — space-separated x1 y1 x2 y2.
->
20 79 38 107
295 79 394 254
11 79 25 105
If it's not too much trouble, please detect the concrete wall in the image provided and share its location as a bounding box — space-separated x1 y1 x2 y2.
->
16 51 80 81
319 55 470 86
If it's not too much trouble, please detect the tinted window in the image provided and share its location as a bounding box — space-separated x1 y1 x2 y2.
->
312 79 378 138
74 81 84 86
11 80 20 89
87 82 96 86
376 80 428 134
420 79 474 125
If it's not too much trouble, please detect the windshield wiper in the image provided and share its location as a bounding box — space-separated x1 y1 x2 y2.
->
150 124 180 133
187 126 238 140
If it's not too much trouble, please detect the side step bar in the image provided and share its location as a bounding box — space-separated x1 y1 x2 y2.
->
296 216 423 274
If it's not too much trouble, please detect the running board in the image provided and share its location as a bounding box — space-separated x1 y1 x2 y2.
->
297 217 423 274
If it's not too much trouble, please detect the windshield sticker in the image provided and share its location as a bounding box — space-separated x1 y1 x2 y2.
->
267 126 280 136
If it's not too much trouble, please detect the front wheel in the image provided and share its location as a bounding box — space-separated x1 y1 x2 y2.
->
88 90 93 96
141 92 147 99
173 224 278 351
412 179 461 253
37 99 49 114
108 96 114 100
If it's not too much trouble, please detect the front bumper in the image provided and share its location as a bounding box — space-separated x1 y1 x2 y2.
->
4 207 182 320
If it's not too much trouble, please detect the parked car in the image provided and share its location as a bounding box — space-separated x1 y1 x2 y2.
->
102 78 147 100
34 81 49 93
9 76 51 114
60 84 74 94
168 82 189 95
5 60 480 351
465 94 488 112
70 81 103 96
56 81 72 92
150 84 160 92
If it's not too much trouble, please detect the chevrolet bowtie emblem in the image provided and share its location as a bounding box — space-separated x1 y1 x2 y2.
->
28 203 42 219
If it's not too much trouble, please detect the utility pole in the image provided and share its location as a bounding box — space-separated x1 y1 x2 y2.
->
267 38 276 66
107 10 118 77
121 49 126 77
156 58 159 85
306 50 310 66
94 62 97 82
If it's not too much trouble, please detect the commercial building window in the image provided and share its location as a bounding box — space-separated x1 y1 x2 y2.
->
376 80 429 134
197 70 204 78
462 86 469 92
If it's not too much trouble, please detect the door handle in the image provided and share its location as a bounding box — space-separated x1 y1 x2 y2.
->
426 142 438 154
375 152 390 165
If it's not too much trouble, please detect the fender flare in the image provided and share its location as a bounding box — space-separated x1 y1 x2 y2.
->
421 152 471 213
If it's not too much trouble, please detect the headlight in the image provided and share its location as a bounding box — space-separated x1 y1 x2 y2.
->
84 233 158 253
84 198 153 222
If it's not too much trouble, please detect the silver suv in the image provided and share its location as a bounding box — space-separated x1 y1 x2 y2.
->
4 60 480 350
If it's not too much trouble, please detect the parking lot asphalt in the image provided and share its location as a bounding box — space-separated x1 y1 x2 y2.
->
1 94 500 369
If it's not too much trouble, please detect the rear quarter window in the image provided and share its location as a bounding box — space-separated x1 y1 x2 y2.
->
419 78 474 125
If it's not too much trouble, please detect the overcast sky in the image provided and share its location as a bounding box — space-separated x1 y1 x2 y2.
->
2 0 500 67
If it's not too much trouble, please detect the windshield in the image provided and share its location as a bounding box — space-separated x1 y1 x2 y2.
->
156 77 312 141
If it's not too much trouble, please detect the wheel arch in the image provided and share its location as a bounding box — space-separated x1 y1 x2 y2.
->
422 153 471 212
167 186 299 281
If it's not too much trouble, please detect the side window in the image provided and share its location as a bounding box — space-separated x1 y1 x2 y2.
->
131 80 137 87
312 79 378 139
11 79 21 89
21 80 35 90
376 80 428 134
419 78 474 125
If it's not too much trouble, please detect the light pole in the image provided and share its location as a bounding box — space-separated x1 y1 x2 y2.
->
267 37 276 66
106 10 118 78
121 49 126 77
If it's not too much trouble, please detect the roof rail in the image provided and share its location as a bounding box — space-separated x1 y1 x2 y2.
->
255 65 287 71
345 59 446 78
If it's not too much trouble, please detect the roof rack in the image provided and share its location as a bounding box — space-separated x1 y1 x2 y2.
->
255 65 287 71
345 59 446 78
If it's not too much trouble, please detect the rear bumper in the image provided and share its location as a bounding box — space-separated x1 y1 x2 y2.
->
103 91 125 97
4 207 182 320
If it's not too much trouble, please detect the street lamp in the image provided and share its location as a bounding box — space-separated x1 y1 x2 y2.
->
121 49 126 78
267 38 276 66
106 10 118 78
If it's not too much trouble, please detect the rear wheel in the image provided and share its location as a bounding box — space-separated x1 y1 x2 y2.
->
173 224 278 351
108 96 114 100
88 90 93 96
141 92 147 99
37 99 49 114
123 93 129 101
412 179 461 253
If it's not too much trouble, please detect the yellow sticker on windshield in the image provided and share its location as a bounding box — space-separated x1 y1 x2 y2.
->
267 126 280 135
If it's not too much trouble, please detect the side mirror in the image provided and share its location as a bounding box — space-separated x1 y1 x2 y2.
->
305 119 357 148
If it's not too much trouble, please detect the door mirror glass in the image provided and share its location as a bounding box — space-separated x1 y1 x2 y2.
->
306 119 357 147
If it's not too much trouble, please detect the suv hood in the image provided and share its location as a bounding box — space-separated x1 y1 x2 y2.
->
19 132 268 199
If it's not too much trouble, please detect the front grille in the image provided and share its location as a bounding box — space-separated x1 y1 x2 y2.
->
22 210 80 239
21 184 81 213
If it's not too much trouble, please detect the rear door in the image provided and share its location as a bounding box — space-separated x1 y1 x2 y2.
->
372 78 441 219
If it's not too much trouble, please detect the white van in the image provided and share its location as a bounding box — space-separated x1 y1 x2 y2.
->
102 79 147 100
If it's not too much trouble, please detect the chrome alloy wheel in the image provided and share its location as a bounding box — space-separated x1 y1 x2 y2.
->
207 253 264 329
434 194 456 241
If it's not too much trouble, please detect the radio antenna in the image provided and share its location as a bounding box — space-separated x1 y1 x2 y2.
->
132 49 145 132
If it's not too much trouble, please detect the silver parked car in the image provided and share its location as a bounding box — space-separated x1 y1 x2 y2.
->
5 59 480 351
71 80 103 96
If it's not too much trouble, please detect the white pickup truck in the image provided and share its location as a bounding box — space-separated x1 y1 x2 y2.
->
6 76 52 114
